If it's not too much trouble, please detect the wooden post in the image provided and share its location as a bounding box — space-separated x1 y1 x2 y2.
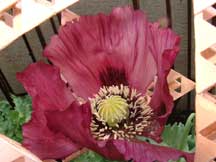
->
0 1 195 161
193 0 216 161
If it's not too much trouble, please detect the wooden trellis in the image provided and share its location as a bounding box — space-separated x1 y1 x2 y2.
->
0 1 195 162
194 0 216 161
0 0 78 50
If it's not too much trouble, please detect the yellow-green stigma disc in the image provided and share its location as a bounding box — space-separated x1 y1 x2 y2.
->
98 95 129 127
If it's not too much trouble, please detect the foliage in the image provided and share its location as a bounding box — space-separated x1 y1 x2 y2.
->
137 113 195 153
0 95 32 142
71 150 122 162
162 113 195 153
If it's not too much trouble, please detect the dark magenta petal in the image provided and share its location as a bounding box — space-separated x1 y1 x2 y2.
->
22 100 81 160
44 101 193 162
44 35 101 99
44 6 157 99
113 140 194 162
148 23 180 69
16 62 74 111
45 101 124 160
46 101 94 147
148 39 180 140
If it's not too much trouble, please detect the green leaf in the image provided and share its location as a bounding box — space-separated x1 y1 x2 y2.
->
0 95 32 142
137 113 195 162
71 150 123 162
138 113 195 153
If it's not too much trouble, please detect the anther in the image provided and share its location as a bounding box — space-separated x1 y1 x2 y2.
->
90 85 153 141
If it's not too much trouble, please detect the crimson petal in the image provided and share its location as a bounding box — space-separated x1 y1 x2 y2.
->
22 100 81 160
148 22 180 116
16 62 74 111
44 6 157 99
144 24 181 140
44 35 101 99
148 23 180 69
113 140 194 162
45 101 193 162
46 102 125 160
46 101 93 147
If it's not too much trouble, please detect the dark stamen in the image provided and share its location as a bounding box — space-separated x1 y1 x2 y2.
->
99 67 128 86
90 85 153 141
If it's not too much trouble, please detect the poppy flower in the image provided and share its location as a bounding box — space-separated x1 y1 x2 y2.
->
17 6 194 162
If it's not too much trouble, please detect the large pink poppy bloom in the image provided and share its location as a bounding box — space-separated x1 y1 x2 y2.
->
17 6 194 162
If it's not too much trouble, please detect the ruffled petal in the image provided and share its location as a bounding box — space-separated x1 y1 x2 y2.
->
44 35 102 99
22 100 81 160
44 101 193 162
16 62 74 111
46 101 93 146
113 140 194 162
148 23 180 69
45 101 125 160
44 6 157 99
147 27 180 139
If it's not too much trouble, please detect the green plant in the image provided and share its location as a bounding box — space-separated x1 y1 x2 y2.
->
0 95 32 142
162 113 195 153
71 150 123 162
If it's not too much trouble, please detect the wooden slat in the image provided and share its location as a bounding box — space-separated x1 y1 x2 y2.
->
195 94 216 162
146 69 195 101
167 70 195 101
0 132 86 162
0 0 78 51
49 0 79 13
194 0 216 161
193 0 216 15
61 9 79 26
0 1 197 161
0 134 42 162
195 16 216 53
195 15 216 93
203 6 216 20
0 0 18 13
196 94 216 133
62 148 87 162
195 133 216 162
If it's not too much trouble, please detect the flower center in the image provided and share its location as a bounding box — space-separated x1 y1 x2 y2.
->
98 95 129 127
90 84 153 140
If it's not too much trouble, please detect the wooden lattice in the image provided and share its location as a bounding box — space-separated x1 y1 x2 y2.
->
0 0 78 50
194 0 216 161
0 2 196 162
0 134 42 162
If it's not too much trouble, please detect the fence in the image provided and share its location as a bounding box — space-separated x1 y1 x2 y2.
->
0 0 197 161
